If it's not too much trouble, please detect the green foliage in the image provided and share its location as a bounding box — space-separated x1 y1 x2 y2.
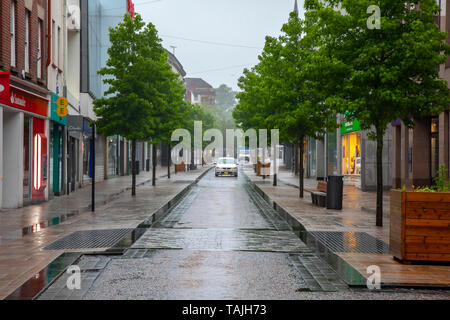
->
215 84 237 112
432 165 450 192
234 12 339 145
304 0 450 139
302 0 450 224
400 165 450 192
93 14 186 144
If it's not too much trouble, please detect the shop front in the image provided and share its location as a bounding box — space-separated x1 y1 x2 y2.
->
50 94 67 197
67 115 83 193
107 135 120 178
82 118 94 183
341 119 361 176
0 72 49 208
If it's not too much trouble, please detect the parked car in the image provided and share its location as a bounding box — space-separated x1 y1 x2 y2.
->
215 157 239 177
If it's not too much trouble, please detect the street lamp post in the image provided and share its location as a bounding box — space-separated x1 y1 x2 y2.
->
91 122 96 212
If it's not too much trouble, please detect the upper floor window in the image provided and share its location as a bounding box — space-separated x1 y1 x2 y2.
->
37 19 43 79
52 20 56 65
10 1 16 67
25 10 30 73
58 26 61 68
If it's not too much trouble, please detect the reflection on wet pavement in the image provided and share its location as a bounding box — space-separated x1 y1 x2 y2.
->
132 228 310 252
76 170 349 299
35 169 450 300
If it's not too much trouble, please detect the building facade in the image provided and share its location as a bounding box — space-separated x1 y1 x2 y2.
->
391 1 450 188
0 0 139 209
284 117 393 192
185 78 216 106
0 0 50 209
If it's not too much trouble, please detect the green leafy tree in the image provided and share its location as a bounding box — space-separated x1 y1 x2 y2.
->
305 0 450 226
94 14 184 195
235 11 340 194
215 84 237 112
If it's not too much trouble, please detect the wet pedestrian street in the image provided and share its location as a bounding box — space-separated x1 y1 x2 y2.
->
78 170 348 300
37 170 450 300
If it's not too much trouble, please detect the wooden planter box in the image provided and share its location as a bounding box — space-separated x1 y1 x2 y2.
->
390 190 450 263
175 162 185 173
257 162 271 177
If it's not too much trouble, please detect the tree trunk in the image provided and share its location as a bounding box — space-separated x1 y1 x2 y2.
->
295 143 299 176
299 138 304 198
273 144 278 187
131 139 136 197
152 144 157 186
263 148 266 180
376 128 384 227
167 144 171 179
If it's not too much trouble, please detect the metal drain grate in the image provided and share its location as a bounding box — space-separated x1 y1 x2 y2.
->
44 229 133 250
310 231 389 254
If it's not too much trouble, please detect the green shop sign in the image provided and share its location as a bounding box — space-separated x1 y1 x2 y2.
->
50 94 68 126
341 119 361 134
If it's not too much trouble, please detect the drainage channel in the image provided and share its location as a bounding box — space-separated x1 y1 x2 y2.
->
242 172 367 287
5 169 212 300
243 173 450 290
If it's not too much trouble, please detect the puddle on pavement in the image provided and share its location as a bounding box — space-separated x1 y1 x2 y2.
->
4 253 81 300
1 210 81 245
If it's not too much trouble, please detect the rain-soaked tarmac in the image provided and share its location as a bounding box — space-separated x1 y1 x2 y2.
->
37 169 450 300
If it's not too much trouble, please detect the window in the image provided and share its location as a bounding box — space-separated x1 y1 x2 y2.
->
37 20 42 78
25 10 30 72
10 1 16 67
431 117 440 178
52 20 55 64
57 26 61 68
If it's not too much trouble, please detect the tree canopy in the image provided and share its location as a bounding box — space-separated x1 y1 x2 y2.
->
93 13 187 194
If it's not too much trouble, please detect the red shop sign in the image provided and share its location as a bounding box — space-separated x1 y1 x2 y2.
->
0 72 48 117
128 0 135 18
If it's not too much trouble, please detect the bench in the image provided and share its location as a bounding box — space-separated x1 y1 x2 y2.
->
305 181 327 207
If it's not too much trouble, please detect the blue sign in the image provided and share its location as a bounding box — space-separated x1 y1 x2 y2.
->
83 118 93 137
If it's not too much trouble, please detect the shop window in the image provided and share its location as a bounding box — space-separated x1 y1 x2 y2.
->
327 131 338 175
431 117 439 178
108 136 119 177
23 116 31 201
342 132 361 175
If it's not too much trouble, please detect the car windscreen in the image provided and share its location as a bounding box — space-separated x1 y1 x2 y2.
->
218 159 236 165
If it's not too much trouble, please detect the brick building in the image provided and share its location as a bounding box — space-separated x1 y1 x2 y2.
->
0 0 50 208
185 78 216 106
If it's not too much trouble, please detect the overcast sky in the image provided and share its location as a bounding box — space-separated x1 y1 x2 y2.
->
135 0 305 91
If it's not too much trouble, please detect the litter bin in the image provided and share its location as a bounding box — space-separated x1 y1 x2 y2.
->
327 176 343 210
